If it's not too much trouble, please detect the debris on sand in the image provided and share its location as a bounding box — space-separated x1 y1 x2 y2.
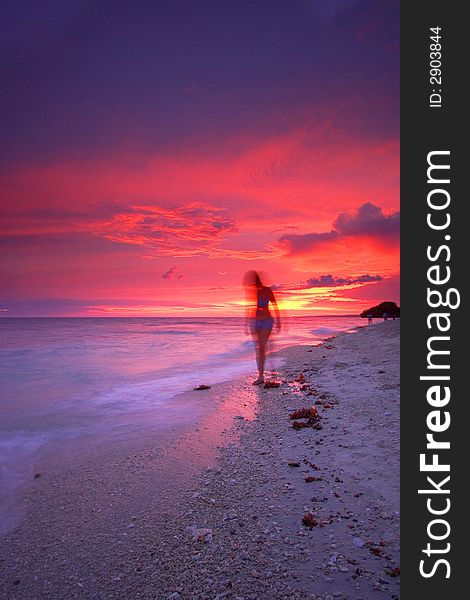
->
292 421 323 430
193 385 211 391
302 513 317 528
292 421 322 430
264 380 281 389
304 476 323 483
188 526 213 543
289 407 318 420
289 406 322 430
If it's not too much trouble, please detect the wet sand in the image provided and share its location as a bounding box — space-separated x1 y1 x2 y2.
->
0 321 399 600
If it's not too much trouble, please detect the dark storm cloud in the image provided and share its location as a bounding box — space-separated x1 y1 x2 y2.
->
334 202 400 238
279 202 399 255
273 273 382 290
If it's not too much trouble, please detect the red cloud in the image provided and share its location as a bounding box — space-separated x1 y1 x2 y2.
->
90 202 237 256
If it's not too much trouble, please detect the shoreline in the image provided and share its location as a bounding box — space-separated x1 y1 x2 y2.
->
0 321 399 600
0 320 357 533
0 316 362 515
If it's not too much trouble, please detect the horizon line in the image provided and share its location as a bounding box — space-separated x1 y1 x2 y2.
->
0 314 364 319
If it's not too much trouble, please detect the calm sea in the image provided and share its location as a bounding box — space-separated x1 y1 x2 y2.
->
0 316 361 518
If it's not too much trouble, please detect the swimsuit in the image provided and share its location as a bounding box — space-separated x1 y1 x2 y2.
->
251 316 274 331
257 294 269 309
251 290 274 331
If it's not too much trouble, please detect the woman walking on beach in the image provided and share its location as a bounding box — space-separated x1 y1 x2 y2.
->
243 270 281 385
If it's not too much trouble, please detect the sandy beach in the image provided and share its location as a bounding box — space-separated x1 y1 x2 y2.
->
0 321 399 600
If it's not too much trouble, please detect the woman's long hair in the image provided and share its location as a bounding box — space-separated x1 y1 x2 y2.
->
242 270 264 312
242 270 262 289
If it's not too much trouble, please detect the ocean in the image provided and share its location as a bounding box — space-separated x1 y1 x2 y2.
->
0 315 361 522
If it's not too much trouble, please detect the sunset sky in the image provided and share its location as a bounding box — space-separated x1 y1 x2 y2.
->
0 0 399 317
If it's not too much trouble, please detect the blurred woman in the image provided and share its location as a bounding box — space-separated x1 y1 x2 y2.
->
243 270 281 385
